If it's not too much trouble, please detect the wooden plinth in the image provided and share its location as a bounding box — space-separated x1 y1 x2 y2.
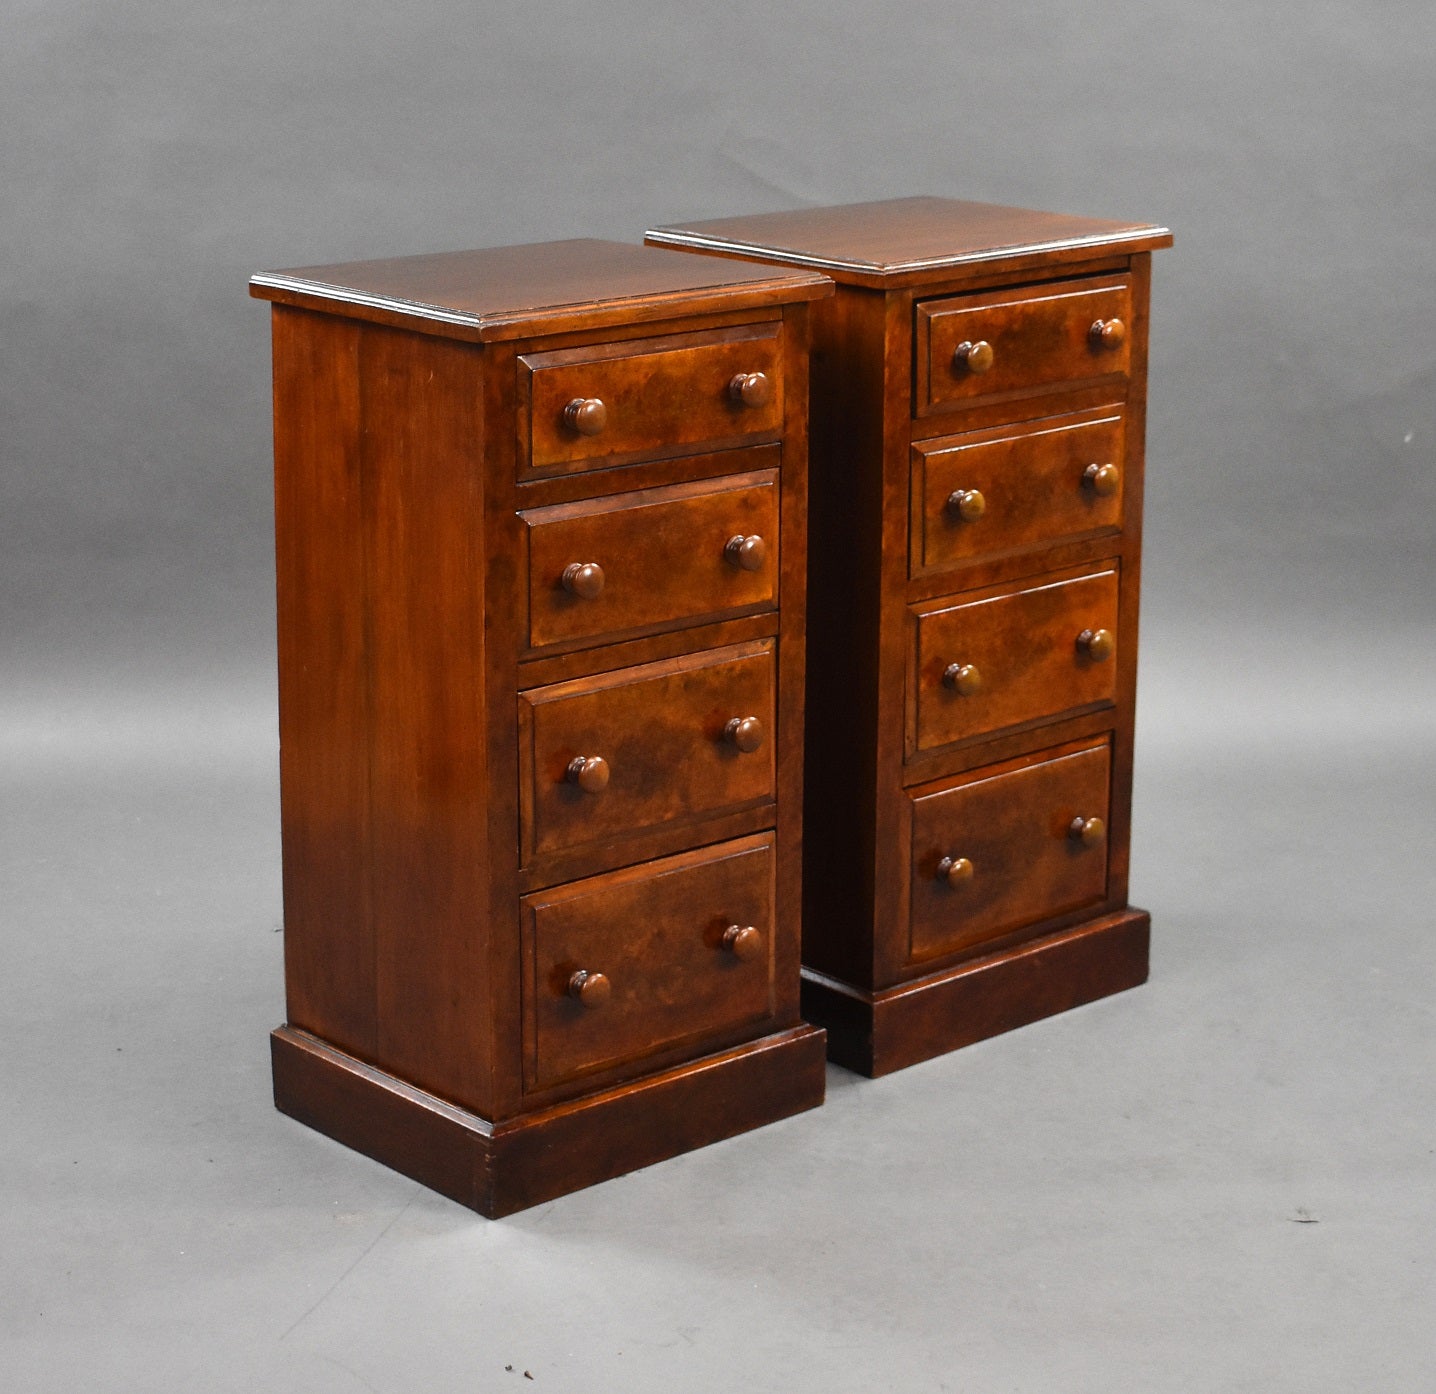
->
271 1022 827 1218
801 908 1150 1077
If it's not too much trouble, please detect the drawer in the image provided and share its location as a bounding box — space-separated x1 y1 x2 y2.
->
911 566 1118 754
521 469 778 652
522 833 777 1092
910 409 1125 578
916 275 1131 417
908 739 1111 962
519 322 784 478
519 640 776 863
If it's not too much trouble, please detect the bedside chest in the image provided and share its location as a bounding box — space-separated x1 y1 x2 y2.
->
648 198 1172 1075
250 239 831 1214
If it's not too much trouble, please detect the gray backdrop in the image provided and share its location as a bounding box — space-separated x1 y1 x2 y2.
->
5 3 1434 1390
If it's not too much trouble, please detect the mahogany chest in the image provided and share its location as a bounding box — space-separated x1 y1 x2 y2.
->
250 240 831 1214
648 198 1172 1074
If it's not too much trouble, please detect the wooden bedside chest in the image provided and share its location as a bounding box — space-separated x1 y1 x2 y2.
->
250 239 831 1214
647 198 1172 1075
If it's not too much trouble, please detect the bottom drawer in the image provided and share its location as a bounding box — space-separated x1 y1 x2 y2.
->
522 833 777 1093
908 737 1111 964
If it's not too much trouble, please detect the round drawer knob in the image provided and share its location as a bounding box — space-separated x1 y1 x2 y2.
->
937 855 974 887
1069 815 1106 847
953 339 995 375
562 397 608 436
1082 462 1121 497
1076 627 1115 662
561 561 605 600
729 371 772 408
724 533 767 572
721 924 764 962
1090 318 1127 349
566 755 610 793
946 488 987 523
568 969 611 1008
942 662 983 697
724 716 766 753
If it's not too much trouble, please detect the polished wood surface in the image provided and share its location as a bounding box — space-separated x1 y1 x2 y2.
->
907 738 1111 962
911 408 1125 575
521 322 783 474
648 198 1166 1074
251 238 829 342
647 196 1172 289
257 241 827 1212
916 276 1132 415
522 834 777 1092
521 469 778 652
518 640 775 862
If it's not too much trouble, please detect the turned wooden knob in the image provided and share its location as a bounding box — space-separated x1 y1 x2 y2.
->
568 969 611 1008
953 339 995 375
1069 815 1106 847
937 855 974 887
724 716 765 752
721 924 764 961
942 662 982 696
1090 318 1127 349
724 534 767 571
562 397 607 436
561 561 605 600
566 755 610 793
1083 462 1121 497
946 488 987 522
1076 627 1115 662
729 371 772 408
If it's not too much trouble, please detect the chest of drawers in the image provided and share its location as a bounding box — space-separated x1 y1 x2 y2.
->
250 239 830 1214
648 198 1171 1075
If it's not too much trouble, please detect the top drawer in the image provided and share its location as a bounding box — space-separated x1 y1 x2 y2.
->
915 275 1131 418
519 322 784 478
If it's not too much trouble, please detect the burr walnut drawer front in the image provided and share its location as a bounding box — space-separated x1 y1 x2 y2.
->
519 322 783 477
518 640 776 863
521 469 778 652
910 565 1119 754
916 275 1131 417
522 833 778 1092
907 739 1111 963
910 408 1125 578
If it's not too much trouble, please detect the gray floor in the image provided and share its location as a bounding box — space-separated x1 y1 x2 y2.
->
5 624 1434 1393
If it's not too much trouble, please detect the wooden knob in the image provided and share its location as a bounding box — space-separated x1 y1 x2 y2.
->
942 663 982 696
567 969 611 1008
721 924 764 962
561 561 605 600
724 716 765 753
1083 462 1121 497
729 372 772 408
1076 627 1115 662
953 339 995 375
937 855 974 888
1069 815 1106 847
724 534 767 571
1090 318 1127 349
562 397 607 436
566 755 610 793
946 488 987 523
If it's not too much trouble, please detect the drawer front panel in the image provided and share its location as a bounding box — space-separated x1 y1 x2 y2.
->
911 410 1124 577
519 641 776 863
908 740 1111 962
917 276 1131 415
523 834 777 1092
520 323 783 476
912 566 1119 753
522 469 778 651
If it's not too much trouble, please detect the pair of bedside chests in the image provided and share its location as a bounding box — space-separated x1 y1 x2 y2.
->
251 197 1171 1217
